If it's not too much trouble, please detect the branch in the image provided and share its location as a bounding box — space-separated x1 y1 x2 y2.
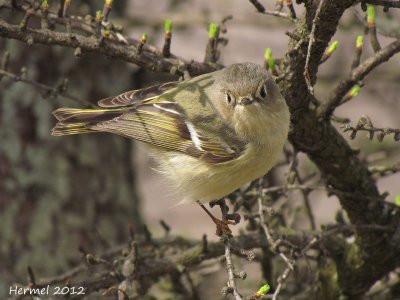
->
317 39 400 119
304 0 326 95
363 0 400 7
9 234 264 300
246 0 294 20
260 10 293 20
0 68 90 107
3 1 400 297
369 162 400 176
224 237 243 300
248 0 265 13
278 0 400 297
0 19 218 76
341 115 400 142
258 198 295 299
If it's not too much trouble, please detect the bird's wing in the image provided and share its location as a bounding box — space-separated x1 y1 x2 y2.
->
94 102 244 164
97 81 180 108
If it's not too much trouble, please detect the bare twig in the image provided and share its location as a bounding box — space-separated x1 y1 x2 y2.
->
257 194 329 299
102 0 113 22
369 162 400 176
304 0 326 95
57 0 65 17
285 0 297 19
224 236 244 300
246 0 293 20
258 198 295 269
286 153 317 230
214 199 243 300
271 265 292 300
0 68 90 106
260 10 293 20
363 0 400 8
351 35 364 70
275 0 284 11
0 51 10 81
160 219 171 235
19 9 34 31
27 266 37 287
317 39 400 119
1 1 122 37
261 184 384 203
341 116 400 142
248 0 266 13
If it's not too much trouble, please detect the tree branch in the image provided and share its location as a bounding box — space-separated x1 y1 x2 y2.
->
278 0 400 297
318 39 400 119
0 19 218 76
0 69 90 106
2 0 400 297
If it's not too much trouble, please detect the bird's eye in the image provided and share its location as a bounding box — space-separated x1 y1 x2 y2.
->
260 85 267 98
226 92 232 104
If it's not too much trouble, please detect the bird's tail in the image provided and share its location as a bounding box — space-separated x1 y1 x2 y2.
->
51 108 124 136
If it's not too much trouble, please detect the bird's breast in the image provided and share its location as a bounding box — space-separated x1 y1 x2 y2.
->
151 140 283 204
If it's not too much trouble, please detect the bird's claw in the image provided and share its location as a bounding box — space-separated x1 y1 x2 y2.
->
197 200 240 238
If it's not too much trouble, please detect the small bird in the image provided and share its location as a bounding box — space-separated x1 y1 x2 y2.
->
52 63 290 235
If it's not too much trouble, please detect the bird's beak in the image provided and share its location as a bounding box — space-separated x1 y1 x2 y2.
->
238 97 255 106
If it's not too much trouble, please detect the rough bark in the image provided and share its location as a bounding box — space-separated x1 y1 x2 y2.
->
0 20 142 300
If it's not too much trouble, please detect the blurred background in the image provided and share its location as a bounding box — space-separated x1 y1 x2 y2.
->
1 0 399 298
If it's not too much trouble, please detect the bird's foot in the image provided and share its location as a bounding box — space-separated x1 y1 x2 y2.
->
197 199 241 238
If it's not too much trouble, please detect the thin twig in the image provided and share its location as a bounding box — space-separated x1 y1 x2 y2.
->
0 69 90 106
248 0 265 13
261 184 384 202
351 36 364 70
369 162 400 176
304 0 326 95
317 39 400 119
341 116 400 142
285 0 297 19
285 153 317 230
258 198 295 268
224 236 244 300
272 266 292 300
258 196 297 299
218 199 243 300
260 10 293 20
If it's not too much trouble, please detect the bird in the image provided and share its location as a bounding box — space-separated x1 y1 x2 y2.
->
52 63 290 236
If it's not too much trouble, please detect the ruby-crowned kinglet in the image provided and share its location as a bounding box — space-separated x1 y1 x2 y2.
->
52 63 290 203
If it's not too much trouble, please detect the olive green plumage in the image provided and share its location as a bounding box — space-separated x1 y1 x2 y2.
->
52 63 290 202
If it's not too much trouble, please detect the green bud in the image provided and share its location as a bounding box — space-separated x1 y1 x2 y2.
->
105 0 113 8
349 84 361 97
327 40 339 55
264 48 276 71
367 5 376 25
256 283 271 296
96 10 103 21
104 29 111 37
41 0 49 9
141 33 148 42
165 19 173 34
264 48 272 60
209 23 220 39
395 195 400 206
356 35 364 48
